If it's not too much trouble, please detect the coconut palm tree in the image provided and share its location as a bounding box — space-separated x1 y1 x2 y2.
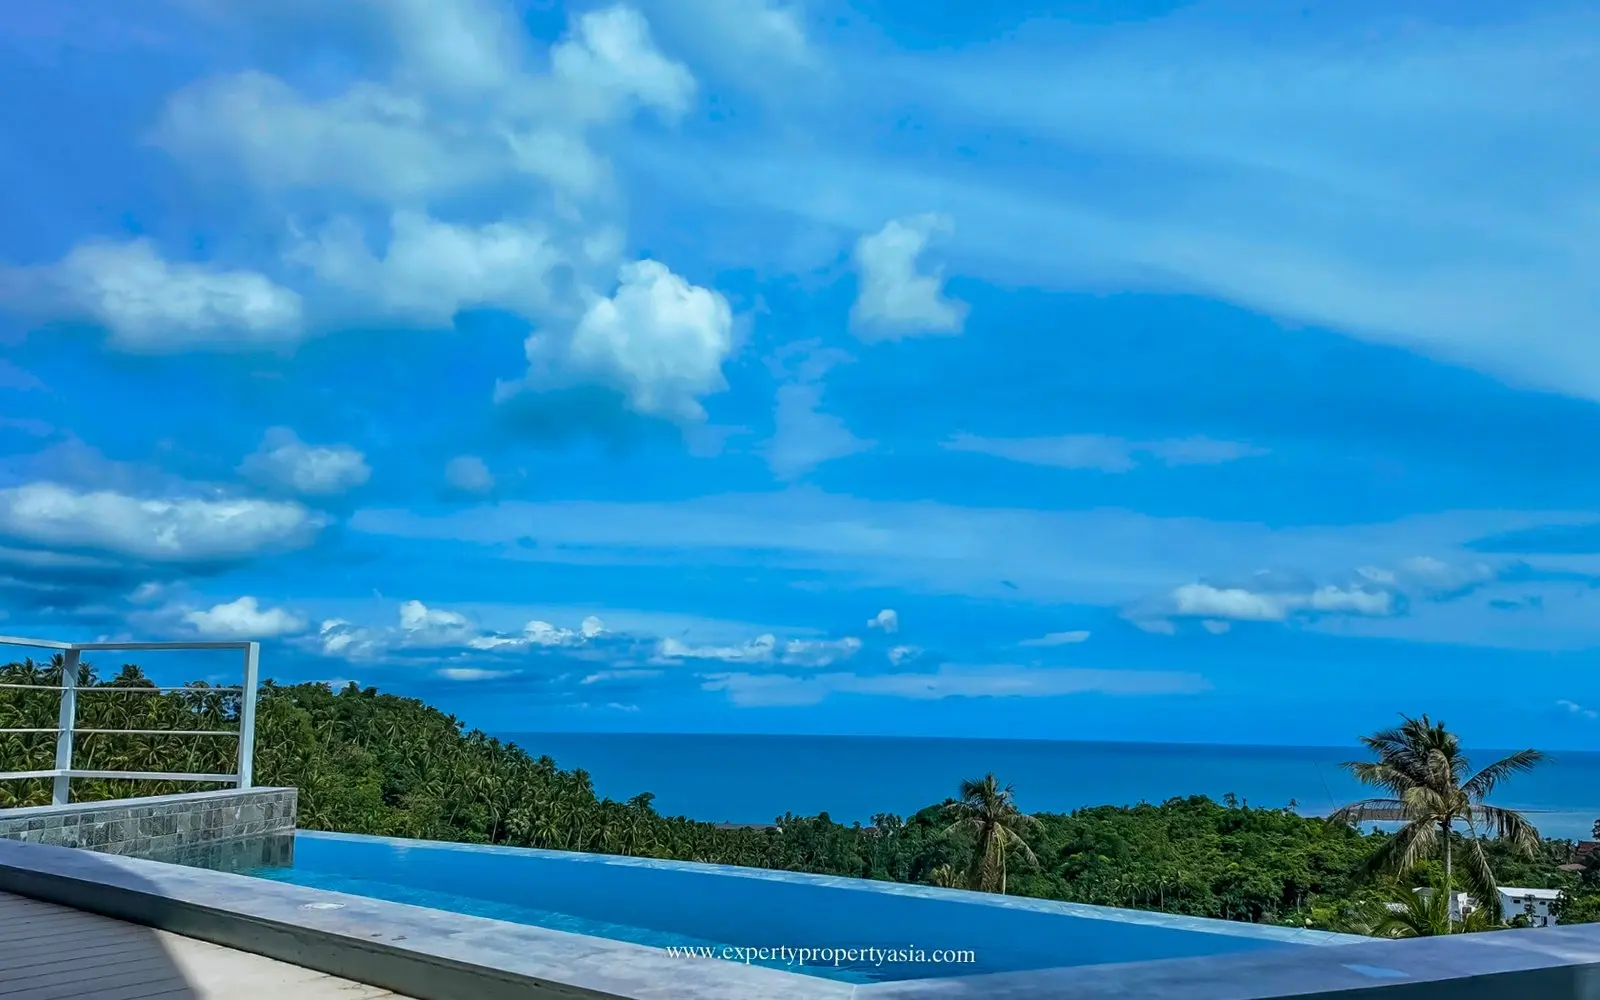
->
1331 714 1543 919
944 773 1039 894
1336 875 1502 938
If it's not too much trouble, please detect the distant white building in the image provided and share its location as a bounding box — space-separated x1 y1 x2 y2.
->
1412 886 1561 927
1496 887 1561 928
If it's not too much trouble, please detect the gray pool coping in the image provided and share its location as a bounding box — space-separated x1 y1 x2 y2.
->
8 833 1600 999
299 829 1369 949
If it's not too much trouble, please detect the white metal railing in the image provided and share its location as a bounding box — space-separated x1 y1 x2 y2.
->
0 635 260 805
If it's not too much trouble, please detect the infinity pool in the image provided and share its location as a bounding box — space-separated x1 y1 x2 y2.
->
168 831 1359 983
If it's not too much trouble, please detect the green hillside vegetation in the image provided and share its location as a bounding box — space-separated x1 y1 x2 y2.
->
2 655 1594 933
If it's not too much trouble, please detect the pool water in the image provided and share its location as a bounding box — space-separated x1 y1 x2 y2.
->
181 831 1354 983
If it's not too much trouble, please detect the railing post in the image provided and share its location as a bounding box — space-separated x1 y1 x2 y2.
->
52 648 80 805
236 642 259 789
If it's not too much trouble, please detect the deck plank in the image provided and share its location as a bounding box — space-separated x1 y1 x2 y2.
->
0 891 409 999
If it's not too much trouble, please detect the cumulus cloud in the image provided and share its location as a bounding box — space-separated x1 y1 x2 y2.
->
703 664 1208 707
945 433 1265 473
1018 629 1091 647
183 596 307 639
314 619 385 660
501 258 735 421
867 608 899 633
239 427 371 496
548 5 697 121
1171 581 1393 622
285 212 572 328
0 483 323 564
120 0 718 426
154 4 694 202
444 455 495 493
850 214 968 339
313 600 608 661
470 615 607 650
0 239 303 351
656 632 863 669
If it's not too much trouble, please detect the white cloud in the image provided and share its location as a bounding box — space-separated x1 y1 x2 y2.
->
239 427 371 496
867 608 899 633
703 664 1209 707
1171 581 1393 622
0 482 323 564
437 666 514 681
1019 629 1091 647
760 343 870 480
582 667 664 685
945 433 1265 473
1389 555 1498 594
1126 616 1178 635
314 601 608 660
314 619 385 660
470 615 607 650
656 631 862 668
444 455 495 493
286 212 573 329
763 381 871 480
502 259 734 421
887 644 922 665
398 599 473 643
1557 699 1598 720
1201 620 1232 635
549 6 697 122
183 596 307 639
850 214 968 339
1 240 303 351
154 5 694 203
154 73 487 202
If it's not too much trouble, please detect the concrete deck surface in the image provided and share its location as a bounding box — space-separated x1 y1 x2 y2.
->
0 890 411 999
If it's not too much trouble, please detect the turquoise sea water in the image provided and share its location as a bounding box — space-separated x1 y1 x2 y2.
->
499 733 1600 841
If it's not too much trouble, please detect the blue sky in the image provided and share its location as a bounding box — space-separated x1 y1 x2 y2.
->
2 0 1599 747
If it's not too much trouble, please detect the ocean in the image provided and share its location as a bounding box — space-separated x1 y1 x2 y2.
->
498 732 1600 842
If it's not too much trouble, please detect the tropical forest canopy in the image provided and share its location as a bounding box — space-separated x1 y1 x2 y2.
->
3 656 1598 935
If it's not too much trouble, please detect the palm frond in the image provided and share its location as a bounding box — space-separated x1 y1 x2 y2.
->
1462 749 1544 803
1328 797 1409 825
1467 803 1542 856
1363 816 1439 877
1460 837 1502 921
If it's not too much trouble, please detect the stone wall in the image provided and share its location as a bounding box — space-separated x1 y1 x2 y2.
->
0 788 296 858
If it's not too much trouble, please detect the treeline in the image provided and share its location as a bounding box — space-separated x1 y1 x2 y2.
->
0 656 1593 931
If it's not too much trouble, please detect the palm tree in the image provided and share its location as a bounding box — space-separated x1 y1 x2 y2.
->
1331 714 1543 918
1337 875 1502 938
943 773 1038 894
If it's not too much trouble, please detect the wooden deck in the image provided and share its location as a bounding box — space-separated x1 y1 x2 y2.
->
0 891 412 999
